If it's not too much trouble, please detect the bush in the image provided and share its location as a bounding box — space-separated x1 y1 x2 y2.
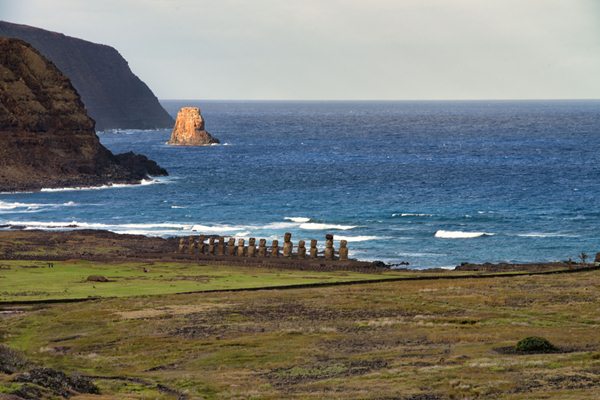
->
515 336 557 353
0 344 29 374
15 368 99 397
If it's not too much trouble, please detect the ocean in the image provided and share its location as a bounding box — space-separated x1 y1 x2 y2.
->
1 100 599 268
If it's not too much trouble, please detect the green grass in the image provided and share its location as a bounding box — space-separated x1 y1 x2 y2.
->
0 260 415 302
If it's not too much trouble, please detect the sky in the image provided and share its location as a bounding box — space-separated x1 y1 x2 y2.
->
1 0 599 100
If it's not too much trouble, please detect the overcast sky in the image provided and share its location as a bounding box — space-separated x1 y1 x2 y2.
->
1 0 599 100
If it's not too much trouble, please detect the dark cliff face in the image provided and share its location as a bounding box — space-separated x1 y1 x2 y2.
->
0 38 167 192
0 20 174 131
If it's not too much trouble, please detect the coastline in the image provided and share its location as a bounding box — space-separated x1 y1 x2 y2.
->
0 176 168 194
0 229 591 274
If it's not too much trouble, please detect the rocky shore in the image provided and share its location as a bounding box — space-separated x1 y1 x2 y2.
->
0 38 167 192
0 228 593 274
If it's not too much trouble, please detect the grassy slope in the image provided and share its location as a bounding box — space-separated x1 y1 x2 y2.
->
0 260 412 302
1 269 600 399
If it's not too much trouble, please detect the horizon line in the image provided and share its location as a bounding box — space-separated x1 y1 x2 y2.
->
159 98 600 102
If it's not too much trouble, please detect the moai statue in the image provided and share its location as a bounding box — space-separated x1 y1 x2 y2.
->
227 238 236 256
217 237 225 256
297 240 306 259
248 238 257 257
339 240 348 261
178 238 186 253
198 235 206 255
324 234 334 260
237 238 246 256
258 239 267 257
271 239 280 257
208 237 215 255
310 239 318 258
188 236 197 255
283 232 293 257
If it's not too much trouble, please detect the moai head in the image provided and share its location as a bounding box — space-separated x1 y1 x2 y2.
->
284 232 292 243
199 235 205 243
218 237 225 245
340 240 348 248
272 239 279 247
249 237 256 246
238 238 245 246
228 238 236 246
189 235 196 244
209 237 215 244
298 240 306 248
259 238 267 247
310 239 318 248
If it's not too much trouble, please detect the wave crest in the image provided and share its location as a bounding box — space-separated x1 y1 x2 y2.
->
333 235 385 242
434 230 494 239
284 217 311 223
299 222 356 230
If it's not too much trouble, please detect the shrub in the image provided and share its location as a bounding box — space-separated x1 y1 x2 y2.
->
0 344 29 374
515 336 557 353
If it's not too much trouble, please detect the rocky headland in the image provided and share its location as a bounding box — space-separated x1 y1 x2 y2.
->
0 20 173 131
0 38 167 192
167 107 220 146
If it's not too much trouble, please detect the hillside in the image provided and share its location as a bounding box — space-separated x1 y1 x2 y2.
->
0 20 174 130
0 38 167 192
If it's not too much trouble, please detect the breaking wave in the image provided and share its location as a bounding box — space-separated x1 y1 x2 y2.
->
299 222 357 230
434 230 494 239
332 235 385 242
392 213 433 217
284 217 311 223
190 224 248 233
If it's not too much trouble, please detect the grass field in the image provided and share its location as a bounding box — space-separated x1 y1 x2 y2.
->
0 260 419 302
2 267 600 399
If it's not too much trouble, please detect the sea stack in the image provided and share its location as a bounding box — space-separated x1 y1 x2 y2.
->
167 107 220 146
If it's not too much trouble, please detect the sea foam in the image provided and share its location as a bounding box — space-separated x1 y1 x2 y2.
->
0 200 78 214
516 232 579 238
39 178 166 192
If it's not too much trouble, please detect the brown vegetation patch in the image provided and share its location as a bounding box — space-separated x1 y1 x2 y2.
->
266 359 388 386
116 303 230 320
514 372 600 393
321 334 435 354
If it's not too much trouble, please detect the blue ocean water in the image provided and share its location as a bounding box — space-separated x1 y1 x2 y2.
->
1 100 600 268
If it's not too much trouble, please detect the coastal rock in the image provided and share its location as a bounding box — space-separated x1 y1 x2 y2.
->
0 38 168 192
167 107 220 146
114 152 168 177
0 21 173 130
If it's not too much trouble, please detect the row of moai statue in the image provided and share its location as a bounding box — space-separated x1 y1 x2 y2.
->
177 232 349 261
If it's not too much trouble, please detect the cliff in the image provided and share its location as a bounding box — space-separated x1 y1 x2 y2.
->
0 38 167 192
167 107 220 146
0 20 173 131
